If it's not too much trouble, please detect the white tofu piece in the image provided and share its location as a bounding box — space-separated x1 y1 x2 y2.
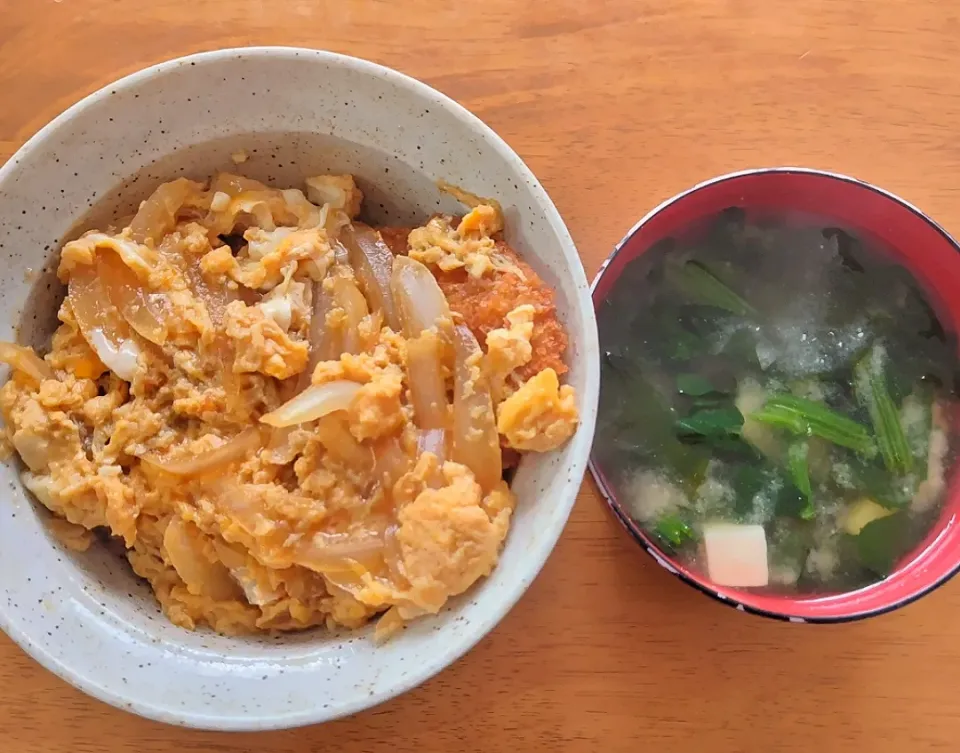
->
702 522 769 587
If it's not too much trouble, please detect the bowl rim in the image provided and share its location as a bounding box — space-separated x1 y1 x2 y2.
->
0 45 599 729
588 165 960 624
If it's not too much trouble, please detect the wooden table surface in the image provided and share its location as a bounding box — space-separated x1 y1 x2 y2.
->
3 0 960 751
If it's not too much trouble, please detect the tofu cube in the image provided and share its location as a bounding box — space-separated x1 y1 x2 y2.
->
702 523 769 588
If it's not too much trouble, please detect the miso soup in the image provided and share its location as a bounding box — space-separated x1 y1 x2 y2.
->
593 208 957 592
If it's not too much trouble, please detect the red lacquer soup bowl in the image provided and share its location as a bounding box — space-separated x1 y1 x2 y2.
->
590 168 960 622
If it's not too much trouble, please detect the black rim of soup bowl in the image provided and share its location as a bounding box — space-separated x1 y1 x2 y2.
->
588 166 960 624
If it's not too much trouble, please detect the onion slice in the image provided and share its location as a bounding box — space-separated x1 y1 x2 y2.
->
295 529 385 569
406 333 447 430
0 342 53 383
143 427 264 478
417 428 446 458
97 252 169 345
331 275 369 355
260 380 362 428
129 178 200 245
390 255 453 339
340 224 400 330
437 179 504 216
163 517 241 600
305 280 338 380
203 173 294 236
451 324 502 491
68 264 141 381
372 435 411 488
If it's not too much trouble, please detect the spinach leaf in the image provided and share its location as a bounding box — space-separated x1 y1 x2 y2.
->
787 441 815 520
653 516 696 551
854 344 913 475
676 373 720 397
855 511 909 576
751 393 875 456
675 407 744 438
665 258 757 317
835 456 915 510
720 328 761 371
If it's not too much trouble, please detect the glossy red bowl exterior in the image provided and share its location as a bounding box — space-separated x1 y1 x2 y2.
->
590 167 960 622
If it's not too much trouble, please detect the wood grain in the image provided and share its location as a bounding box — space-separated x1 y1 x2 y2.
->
2 0 960 750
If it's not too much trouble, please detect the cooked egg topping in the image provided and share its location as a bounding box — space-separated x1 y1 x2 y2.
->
0 173 579 638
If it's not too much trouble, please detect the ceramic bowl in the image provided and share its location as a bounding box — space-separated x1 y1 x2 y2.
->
0 47 599 729
590 167 960 622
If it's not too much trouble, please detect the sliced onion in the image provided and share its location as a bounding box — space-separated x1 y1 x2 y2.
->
211 539 283 606
203 173 293 236
332 240 350 267
329 274 369 355
314 414 373 469
437 179 503 215
87 330 140 381
211 481 268 538
143 427 264 478
372 435 411 488
452 324 502 491
62 233 157 281
260 380 362 428
391 255 453 338
406 333 448 430
68 265 141 381
281 188 324 228
382 526 409 585
97 252 169 345
305 280 339 380
297 529 385 566
341 224 399 330
417 428 447 462
180 252 237 328
374 606 405 643
129 178 200 245
163 517 241 601
214 335 251 422
294 530 388 591
0 342 53 383
214 173 270 195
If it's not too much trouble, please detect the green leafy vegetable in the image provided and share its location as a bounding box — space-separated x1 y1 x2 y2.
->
721 328 761 370
597 358 708 483
653 516 696 549
823 227 866 273
835 457 915 510
751 394 876 456
675 407 744 438
676 373 719 397
855 511 908 576
787 441 814 519
854 344 913 475
665 259 757 317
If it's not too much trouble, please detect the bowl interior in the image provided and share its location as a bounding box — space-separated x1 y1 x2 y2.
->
0 48 598 728
592 168 960 621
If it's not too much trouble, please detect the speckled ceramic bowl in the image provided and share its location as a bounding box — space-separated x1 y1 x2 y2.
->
0 47 599 730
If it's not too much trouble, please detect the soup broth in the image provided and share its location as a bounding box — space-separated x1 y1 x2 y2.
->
594 208 958 593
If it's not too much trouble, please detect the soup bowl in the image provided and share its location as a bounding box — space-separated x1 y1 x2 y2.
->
590 167 960 622
0 47 599 728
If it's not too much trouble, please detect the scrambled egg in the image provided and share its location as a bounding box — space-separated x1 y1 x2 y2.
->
485 304 535 403
497 368 579 452
0 172 579 638
408 209 523 279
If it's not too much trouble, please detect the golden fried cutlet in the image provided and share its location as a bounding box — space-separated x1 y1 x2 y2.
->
375 228 568 381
